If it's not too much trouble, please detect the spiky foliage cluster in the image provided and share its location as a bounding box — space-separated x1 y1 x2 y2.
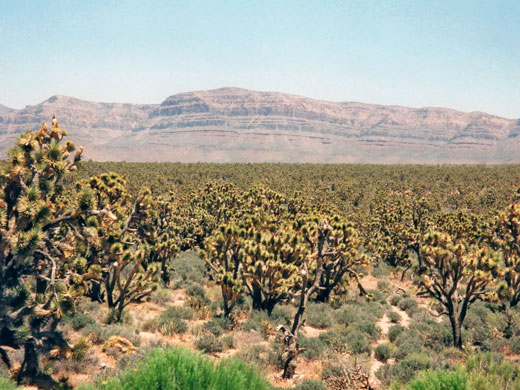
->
203 186 369 317
0 119 83 387
417 232 500 348
73 172 175 321
492 201 520 307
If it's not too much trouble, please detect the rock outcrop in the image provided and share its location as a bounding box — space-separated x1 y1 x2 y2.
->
1 88 519 163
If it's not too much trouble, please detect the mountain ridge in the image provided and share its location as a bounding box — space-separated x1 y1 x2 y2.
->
1 88 519 163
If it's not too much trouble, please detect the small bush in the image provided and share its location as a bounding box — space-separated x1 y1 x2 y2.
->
171 251 207 288
149 286 174 305
235 345 271 369
388 311 401 324
346 330 371 355
377 280 391 293
294 379 327 390
158 317 188 335
222 335 234 349
195 334 223 353
375 343 392 362
398 298 418 315
82 323 141 347
71 337 92 361
306 303 333 329
65 312 96 331
390 295 402 306
204 316 231 336
299 335 327 360
388 325 404 343
391 353 431 383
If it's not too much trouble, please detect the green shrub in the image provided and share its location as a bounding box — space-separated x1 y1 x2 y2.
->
299 335 327 360
150 305 193 335
306 303 333 329
377 280 391 293
158 317 188 335
0 377 19 390
149 286 174 304
204 316 231 336
77 347 270 390
391 353 431 383
372 262 391 278
393 331 425 361
195 334 223 353
388 311 401 323
390 295 402 306
318 329 349 354
186 284 210 304
398 298 418 315
293 379 327 390
64 312 96 331
509 335 520 354
235 345 271 369
345 330 371 355
388 325 404 343
375 343 392 362
71 337 92 361
172 251 207 288
222 335 234 350
406 368 467 390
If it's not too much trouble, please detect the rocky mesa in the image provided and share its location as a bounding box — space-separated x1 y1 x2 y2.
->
1 87 519 163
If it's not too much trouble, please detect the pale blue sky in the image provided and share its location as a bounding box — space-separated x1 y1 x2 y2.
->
0 0 518 118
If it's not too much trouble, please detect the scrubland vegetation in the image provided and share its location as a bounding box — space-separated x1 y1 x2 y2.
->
3 119 520 389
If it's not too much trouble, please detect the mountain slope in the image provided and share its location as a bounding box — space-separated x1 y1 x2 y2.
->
1 88 519 163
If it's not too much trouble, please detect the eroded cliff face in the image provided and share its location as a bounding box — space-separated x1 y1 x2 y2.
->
1 88 519 163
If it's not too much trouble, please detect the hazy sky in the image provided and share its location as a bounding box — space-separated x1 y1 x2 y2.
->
1 0 519 118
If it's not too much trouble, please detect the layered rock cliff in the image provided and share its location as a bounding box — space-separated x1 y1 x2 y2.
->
1 88 519 163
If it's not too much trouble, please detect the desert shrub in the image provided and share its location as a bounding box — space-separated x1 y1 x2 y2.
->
77 347 270 390
82 323 141 347
368 289 388 304
158 317 188 335
299 335 327 360
398 298 418 315
388 311 401 323
306 303 333 329
391 353 432 383
509 335 520 354
377 280 391 293
148 305 193 335
171 251 207 288
353 320 380 340
71 337 92 361
372 262 391 278
243 310 269 332
293 379 327 390
375 343 392 362
204 316 231 336
186 284 210 304
318 328 350 354
406 368 467 390
106 308 134 325
393 331 426 361
270 305 293 325
64 312 96 331
0 377 18 390
235 345 271 369
388 325 404 343
222 335 234 349
195 334 223 353
149 286 174 304
345 330 371 355
390 295 403 306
